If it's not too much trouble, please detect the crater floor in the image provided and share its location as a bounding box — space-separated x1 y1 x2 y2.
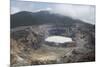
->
11 24 95 66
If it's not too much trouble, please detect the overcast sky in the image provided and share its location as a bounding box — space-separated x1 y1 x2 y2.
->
11 0 95 24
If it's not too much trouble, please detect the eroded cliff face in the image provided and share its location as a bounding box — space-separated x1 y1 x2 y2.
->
10 23 95 66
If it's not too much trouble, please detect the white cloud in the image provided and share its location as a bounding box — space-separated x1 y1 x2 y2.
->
11 7 21 14
33 8 52 12
50 4 95 24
